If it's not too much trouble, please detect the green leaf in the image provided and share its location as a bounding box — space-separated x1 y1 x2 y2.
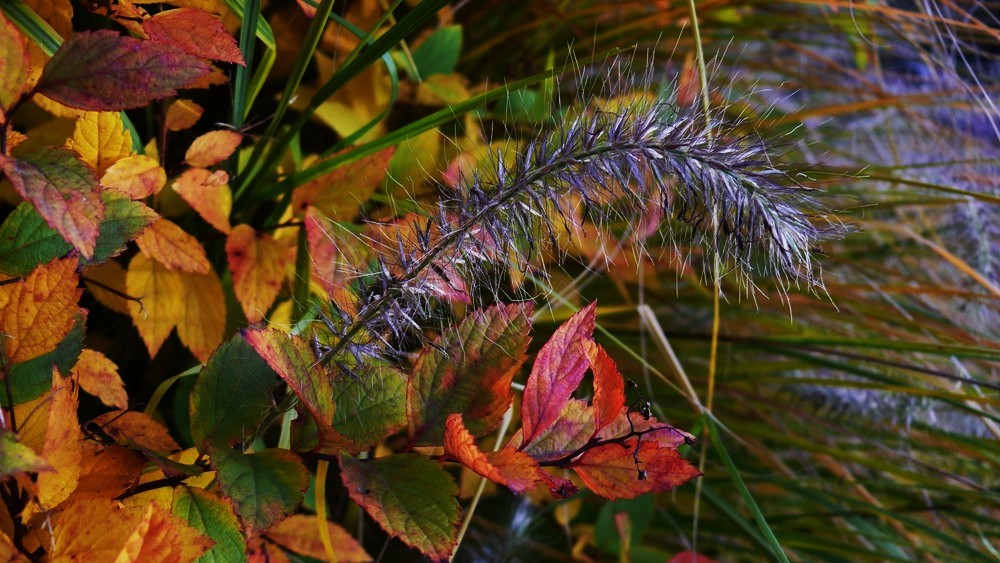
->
0 202 72 276
0 428 49 477
1 312 85 405
173 486 248 563
502 88 549 123
210 442 309 538
340 453 459 561
411 25 462 77
407 303 531 446
332 364 407 448
189 335 281 448
37 30 210 111
86 191 158 266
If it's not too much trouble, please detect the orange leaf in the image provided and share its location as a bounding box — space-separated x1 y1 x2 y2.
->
144 8 245 65
119 503 214 562
304 206 368 314
101 155 166 199
135 217 211 273
584 341 625 437
172 167 231 234
184 130 243 168
37 371 83 509
0 257 81 364
572 439 702 500
226 224 291 322
291 147 395 220
443 414 541 494
175 266 226 362
127 252 184 357
165 99 204 131
90 410 181 455
247 538 291 563
0 10 29 117
265 514 372 561
67 111 134 175
84 260 130 314
73 443 146 498
73 348 128 409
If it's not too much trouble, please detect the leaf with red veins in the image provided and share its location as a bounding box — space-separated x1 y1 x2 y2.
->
572 439 701 500
0 147 103 258
37 30 211 111
584 340 625 438
143 8 245 65
598 408 695 448
510 399 595 463
519 302 597 448
443 414 540 494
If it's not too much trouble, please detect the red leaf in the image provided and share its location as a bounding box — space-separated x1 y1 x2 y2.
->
584 341 625 437
143 8 245 65
519 302 597 448
0 147 103 258
537 469 579 499
572 439 701 500
513 399 594 463
37 30 211 111
443 414 541 494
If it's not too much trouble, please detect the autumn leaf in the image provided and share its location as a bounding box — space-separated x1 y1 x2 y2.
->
408 303 531 446
2 313 85 405
36 371 83 510
520 302 597 448
173 486 247 563
37 30 211 111
101 155 166 199
134 217 211 274
90 410 181 455
184 130 244 168
572 439 702 500
211 443 310 538
332 364 407 449
226 225 290 322
84 260 130 314
0 11 29 116
514 399 594 463
144 8 244 65
118 503 215 562
165 99 204 131
67 111 134 175
584 340 626 437
89 190 159 265
266 514 372 561
0 201 73 277
443 414 541 494
304 206 367 313
0 256 81 364
73 443 146 498
73 348 128 409
126 252 184 357
189 334 280 447
292 147 395 220
340 453 460 561
0 146 104 258
174 266 226 362
0 428 50 477
172 168 232 233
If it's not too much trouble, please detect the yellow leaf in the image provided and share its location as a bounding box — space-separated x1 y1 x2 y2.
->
175 267 226 362
127 252 185 357
226 224 291 323
73 443 146 499
291 147 395 220
135 218 211 274
307 63 389 143
184 130 243 168
102 155 166 199
0 257 81 364
73 349 128 409
165 99 204 131
67 111 134 175
91 411 181 455
265 514 372 561
84 260 130 315
36 371 83 510
172 168 231 233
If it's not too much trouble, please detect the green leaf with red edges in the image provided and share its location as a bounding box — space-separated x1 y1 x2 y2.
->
189 334 281 447
519 302 596 448
172 486 247 563
86 190 158 266
143 8 245 65
340 453 459 561
0 147 103 258
0 11 29 116
210 442 309 539
572 439 701 500
584 340 625 438
443 414 540 494
332 363 407 449
36 30 211 111
242 328 353 450
513 398 594 463
407 303 531 446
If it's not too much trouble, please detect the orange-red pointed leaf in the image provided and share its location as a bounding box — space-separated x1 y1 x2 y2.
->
408 303 531 445
135 217 210 273
37 30 211 111
227 225 290 322
173 168 231 233
68 111 134 175
443 414 541 494
184 130 244 168
584 340 625 437
572 439 701 500
91 410 180 454
520 302 596 447
102 155 166 199
0 256 81 364
266 515 371 561
340 453 459 561
292 147 395 220
73 348 128 409
0 147 103 258
144 8 244 65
